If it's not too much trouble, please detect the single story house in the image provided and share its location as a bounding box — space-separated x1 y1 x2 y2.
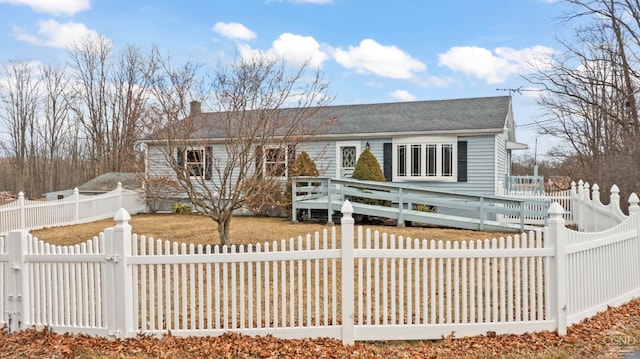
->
141 96 526 200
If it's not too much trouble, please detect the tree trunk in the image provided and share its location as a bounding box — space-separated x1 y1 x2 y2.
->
217 214 232 246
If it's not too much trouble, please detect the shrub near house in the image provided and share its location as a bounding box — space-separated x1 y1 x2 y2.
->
350 148 390 207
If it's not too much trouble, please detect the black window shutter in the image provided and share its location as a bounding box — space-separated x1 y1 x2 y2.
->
457 140 467 182
177 147 184 169
205 147 213 180
255 146 263 178
383 143 392 181
287 145 296 177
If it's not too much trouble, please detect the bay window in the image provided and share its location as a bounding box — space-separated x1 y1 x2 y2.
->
393 137 457 181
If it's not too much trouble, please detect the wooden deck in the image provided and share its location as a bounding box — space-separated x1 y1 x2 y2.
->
291 177 548 232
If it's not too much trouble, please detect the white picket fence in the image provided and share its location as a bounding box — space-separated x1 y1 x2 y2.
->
571 180 629 232
498 181 573 225
2 184 640 343
0 183 146 235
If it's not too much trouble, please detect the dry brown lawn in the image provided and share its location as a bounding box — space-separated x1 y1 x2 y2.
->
30 213 515 247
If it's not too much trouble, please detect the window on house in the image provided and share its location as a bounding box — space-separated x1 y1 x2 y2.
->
411 144 421 176
397 145 406 177
263 146 288 177
393 138 456 181
442 144 453 177
426 144 437 176
186 148 205 177
177 146 212 180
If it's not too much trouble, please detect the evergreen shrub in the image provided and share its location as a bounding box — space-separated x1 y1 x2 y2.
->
350 148 390 207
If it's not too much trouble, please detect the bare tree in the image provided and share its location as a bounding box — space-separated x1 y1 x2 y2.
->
68 36 150 177
526 0 640 200
109 45 152 172
39 64 74 192
67 35 111 177
0 61 40 197
146 52 332 245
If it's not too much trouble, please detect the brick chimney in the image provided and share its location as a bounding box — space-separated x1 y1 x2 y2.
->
190 100 201 116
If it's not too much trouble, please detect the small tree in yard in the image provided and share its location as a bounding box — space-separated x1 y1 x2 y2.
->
351 148 389 206
145 50 333 246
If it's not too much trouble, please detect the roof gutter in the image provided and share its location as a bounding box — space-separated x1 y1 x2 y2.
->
138 128 505 145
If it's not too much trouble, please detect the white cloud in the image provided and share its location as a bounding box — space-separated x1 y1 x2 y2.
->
13 19 104 49
239 33 329 68
333 39 426 79
438 45 555 84
0 0 90 15
389 90 417 102
213 22 256 40
270 33 328 67
497 45 556 72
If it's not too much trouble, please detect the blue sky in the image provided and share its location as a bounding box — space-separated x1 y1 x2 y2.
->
0 0 569 158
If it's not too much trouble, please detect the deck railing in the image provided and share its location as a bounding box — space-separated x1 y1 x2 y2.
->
291 177 549 231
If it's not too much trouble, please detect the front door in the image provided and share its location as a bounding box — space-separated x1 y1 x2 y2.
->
336 141 360 178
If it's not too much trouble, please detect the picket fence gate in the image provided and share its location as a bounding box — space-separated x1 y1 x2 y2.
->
1 189 640 344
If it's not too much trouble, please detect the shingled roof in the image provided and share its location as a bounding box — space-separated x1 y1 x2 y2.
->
78 172 142 192
143 96 511 141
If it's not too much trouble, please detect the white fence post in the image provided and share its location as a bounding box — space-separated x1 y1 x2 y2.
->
6 230 30 332
576 180 585 231
103 209 134 338
628 193 640 251
546 202 567 335
73 187 80 223
117 182 123 209
340 200 355 345
17 193 25 230
496 180 504 223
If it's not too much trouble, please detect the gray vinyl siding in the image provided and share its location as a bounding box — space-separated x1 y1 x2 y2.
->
495 131 509 193
387 135 496 196
301 135 496 195
146 143 236 190
295 141 335 177
147 134 498 197
146 145 176 178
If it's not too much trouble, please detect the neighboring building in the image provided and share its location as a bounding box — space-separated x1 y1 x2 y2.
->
44 172 143 201
141 96 526 198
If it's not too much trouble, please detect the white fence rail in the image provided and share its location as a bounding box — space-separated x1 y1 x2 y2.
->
2 183 640 343
571 180 628 232
0 183 146 235
498 182 573 225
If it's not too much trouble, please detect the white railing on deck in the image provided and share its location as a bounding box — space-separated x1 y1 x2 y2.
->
0 183 145 235
498 181 573 225
2 183 640 343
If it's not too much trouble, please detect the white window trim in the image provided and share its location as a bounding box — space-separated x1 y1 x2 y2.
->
185 147 206 178
262 145 289 179
392 136 457 182
335 141 361 179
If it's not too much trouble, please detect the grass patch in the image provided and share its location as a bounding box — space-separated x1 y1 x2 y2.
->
30 213 512 247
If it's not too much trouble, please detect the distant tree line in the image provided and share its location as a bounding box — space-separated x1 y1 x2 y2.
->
526 0 640 204
0 36 150 198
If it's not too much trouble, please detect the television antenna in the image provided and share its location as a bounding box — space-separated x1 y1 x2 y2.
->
496 86 542 96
